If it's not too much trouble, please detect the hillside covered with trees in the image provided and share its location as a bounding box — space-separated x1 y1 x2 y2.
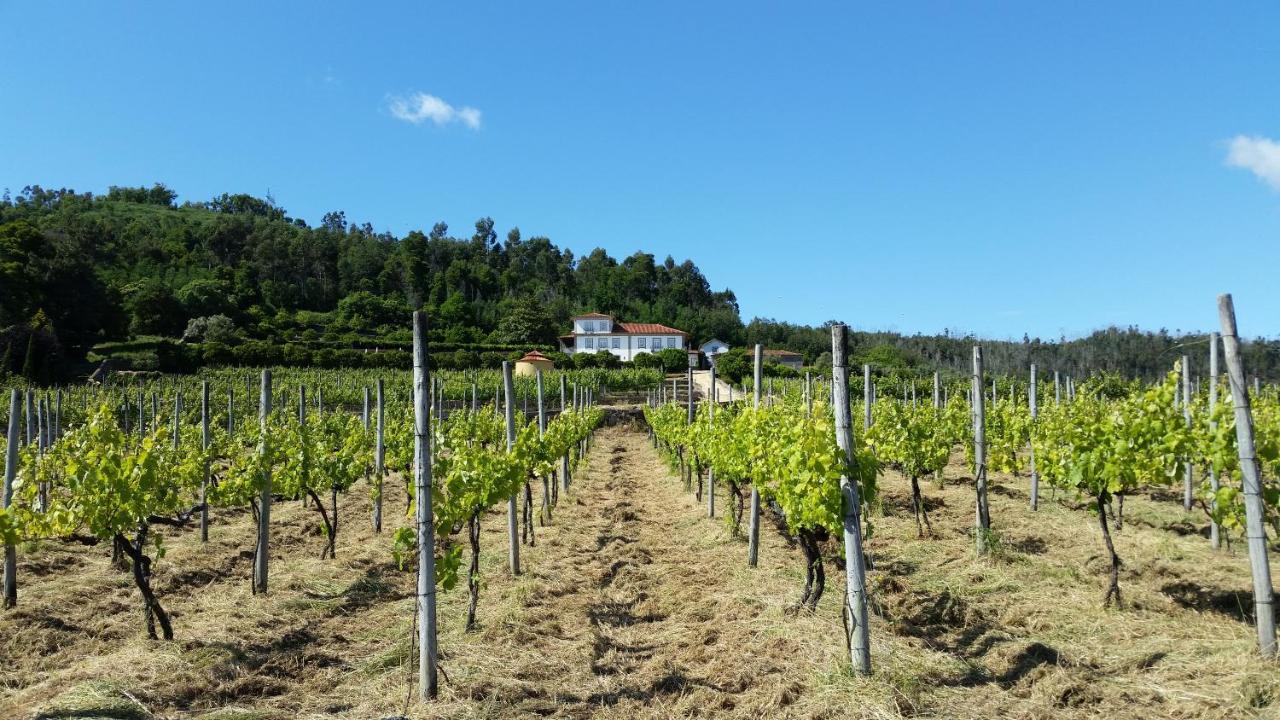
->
2 183 1277 382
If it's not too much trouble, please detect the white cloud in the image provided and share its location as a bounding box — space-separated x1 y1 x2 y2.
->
387 92 482 130
1225 135 1280 191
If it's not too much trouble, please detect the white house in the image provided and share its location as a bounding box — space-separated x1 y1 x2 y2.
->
558 313 688 362
700 338 729 367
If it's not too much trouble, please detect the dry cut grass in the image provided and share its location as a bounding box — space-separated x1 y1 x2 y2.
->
0 419 1277 719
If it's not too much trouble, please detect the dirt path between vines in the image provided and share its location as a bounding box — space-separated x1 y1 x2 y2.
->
431 420 817 718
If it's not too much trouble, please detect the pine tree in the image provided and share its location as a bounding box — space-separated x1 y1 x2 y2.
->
21 332 39 383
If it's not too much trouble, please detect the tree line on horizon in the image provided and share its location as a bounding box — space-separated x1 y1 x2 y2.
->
1 183 1275 384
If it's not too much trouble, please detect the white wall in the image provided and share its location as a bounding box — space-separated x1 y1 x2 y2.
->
700 340 728 355
569 333 683 360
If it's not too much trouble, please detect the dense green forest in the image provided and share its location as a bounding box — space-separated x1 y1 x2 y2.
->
2 183 1276 383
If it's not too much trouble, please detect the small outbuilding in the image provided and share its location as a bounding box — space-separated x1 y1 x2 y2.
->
763 349 805 371
514 350 555 377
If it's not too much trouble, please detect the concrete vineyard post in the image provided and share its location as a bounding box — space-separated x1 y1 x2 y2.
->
972 347 991 555
24 390 32 447
1208 332 1221 550
708 366 717 518
537 370 550 520
227 388 234 433
363 388 370 430
805 371 813 417
831 324 872 675
3 389 19 608
172 391 182 450
1217 294 1277 657
374 379 385 533
748 344 763 568
1182 354 1194 512
503 362 521 576
1054 371 1061 404
298 387 307 508
200 381 210 542
1028 364 1039 511
412 312 439 699
560 375 570 494
863 364 872 430
933 371 941 408
254 370 272 595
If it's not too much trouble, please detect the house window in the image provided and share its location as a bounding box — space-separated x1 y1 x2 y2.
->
666 337 678 349
583 337 594 349
612 337 620 349
637 337 647 349
652 337 661 348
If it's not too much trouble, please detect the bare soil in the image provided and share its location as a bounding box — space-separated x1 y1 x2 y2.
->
1 420 1277 719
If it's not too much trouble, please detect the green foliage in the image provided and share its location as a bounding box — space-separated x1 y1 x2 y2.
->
647 395 877 538
654 347 689 373
714 347 751 383
182 315 238 345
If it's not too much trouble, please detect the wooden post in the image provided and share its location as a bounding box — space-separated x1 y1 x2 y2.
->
374 379 385 532
3 389 19 608
1028 364 1039 511
748 344 763 567
1182 354 1193 512
503 362 521 576
200 381 210 542
831 325 871 675
412 312 439 699
1217 294 1277 657
1208 332 1221 550
972 347 991 555
254 370 272 595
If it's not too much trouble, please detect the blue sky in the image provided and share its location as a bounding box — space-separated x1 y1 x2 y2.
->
3 2 1280 339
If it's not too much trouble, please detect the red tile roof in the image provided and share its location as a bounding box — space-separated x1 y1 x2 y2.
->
518 351 552 363
617 322 688 336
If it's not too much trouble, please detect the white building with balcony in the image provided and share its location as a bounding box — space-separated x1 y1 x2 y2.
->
558 312 688 362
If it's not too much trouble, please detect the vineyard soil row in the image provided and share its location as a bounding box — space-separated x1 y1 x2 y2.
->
1 420 1276 719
